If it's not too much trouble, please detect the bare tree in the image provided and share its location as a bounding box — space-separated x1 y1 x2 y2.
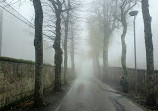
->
116 0 137 92
92 0 118 82
33 0 44 107
42 0 79 86
62 0 80 83
49 0 73 92
69 21 79 79
69 24 75 78
2 0 45 106
141 0 156 106
87 17 103 79
49 0 63 92
62 0 70 84
65 0 81 79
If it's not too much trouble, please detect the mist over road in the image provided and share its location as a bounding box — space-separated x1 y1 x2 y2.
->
53 76 143 111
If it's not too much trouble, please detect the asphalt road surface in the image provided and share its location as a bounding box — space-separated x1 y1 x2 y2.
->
54 76 143 111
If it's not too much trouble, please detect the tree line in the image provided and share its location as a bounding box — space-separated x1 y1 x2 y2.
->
88 0 156 106
2 0 80 108
33 0 81 107
1 0 156 108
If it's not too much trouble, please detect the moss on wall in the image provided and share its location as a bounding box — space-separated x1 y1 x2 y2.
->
0 57 52 67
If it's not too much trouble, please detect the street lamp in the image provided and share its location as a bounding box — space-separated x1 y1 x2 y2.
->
129 10 138 93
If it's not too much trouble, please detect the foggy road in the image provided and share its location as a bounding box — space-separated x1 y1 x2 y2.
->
53 76 143 111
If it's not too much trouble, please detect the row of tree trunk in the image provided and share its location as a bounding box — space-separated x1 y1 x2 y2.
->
33 0 76 107
92 0 156 106
119 0 156 106
33 0 156 108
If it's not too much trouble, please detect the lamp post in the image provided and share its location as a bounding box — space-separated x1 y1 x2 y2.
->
129 11 138 93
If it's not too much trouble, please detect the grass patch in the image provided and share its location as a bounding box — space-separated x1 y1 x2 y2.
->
0 57 52 66
0 57 35 64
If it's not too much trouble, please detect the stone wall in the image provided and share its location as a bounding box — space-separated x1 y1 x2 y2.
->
0 58 72 108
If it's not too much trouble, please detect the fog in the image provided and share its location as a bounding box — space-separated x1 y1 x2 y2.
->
108 0 158 70
1 0 158 110
1 0 158 75
72 0 158 72
79 0 158 70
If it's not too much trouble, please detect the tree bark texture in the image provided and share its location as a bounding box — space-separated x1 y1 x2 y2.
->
142 0 156 106
49 0 63 92
33 0 44 107
103 34 109 82
53 10 63 92
121 14 128 92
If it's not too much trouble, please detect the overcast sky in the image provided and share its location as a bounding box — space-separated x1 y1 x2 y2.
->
5 0 158 69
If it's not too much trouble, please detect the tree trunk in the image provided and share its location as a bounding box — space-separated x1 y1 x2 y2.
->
121 20 128 92
64 21 68 84
142 0 156 106
64 4 70 84
71 50 75 79
33 0 44 107
70 29 75 79
53 11 63 92
94 55 101 79
93 57 96 76
93 56 98 77
103 34 109 82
